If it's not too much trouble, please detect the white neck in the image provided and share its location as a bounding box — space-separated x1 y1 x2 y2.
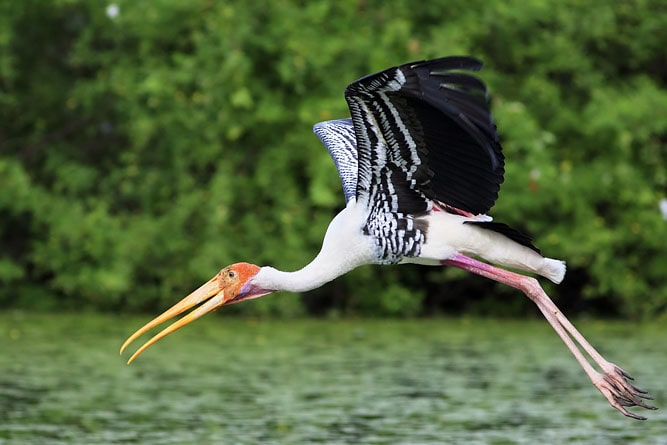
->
251 201 374 293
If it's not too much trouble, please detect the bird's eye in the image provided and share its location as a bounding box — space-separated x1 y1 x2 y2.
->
228 270 237 279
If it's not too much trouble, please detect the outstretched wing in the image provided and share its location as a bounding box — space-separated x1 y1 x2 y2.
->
344 56 504 216
313 118 358 203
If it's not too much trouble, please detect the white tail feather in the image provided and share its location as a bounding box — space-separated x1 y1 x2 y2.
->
542 258 567 284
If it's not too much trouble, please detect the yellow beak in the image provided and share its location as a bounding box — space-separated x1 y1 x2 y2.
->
120 276 225 364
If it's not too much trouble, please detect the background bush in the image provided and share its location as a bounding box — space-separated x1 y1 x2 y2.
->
1 0 666 317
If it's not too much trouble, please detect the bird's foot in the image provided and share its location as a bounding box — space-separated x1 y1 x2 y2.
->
592 363 656 420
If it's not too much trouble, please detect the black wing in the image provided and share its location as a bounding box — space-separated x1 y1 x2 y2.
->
344 56 504 215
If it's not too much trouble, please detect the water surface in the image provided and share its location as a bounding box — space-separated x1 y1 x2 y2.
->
1 314 664 444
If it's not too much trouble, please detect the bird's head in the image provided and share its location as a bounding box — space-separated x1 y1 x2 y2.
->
120 262 271 364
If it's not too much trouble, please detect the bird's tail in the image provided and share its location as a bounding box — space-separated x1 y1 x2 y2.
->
541 258 567 284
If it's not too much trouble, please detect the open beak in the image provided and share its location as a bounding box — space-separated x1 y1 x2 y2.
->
120 275 227 364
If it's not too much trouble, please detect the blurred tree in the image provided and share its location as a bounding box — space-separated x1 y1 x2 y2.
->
0 0 665 317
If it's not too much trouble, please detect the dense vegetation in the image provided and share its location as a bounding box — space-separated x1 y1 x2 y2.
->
1 0 666 317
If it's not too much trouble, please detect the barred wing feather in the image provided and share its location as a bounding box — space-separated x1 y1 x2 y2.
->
344 56 504 216
313 118 358 204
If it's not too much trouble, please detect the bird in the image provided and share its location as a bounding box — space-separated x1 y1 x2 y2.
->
120 56 655 419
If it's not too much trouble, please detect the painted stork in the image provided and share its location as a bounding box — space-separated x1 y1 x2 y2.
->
121 57 655 419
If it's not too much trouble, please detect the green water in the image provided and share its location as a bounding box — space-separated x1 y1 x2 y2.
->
0 313 664 444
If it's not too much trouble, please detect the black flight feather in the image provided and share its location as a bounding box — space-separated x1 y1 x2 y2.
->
344 56 504 216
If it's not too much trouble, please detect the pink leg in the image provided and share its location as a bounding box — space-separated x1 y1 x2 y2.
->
442 254 655 420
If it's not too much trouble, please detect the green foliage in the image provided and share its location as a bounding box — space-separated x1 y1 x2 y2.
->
1 0 666 316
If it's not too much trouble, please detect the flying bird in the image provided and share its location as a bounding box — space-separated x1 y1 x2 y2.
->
121 57 655 419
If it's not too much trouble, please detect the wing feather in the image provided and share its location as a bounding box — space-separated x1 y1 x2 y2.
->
313 119 358 203
344 56 504 215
